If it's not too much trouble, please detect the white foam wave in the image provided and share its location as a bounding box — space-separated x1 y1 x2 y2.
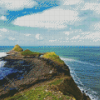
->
0 52 7 58
0 61 6 67
60 57 100 67
62 62 98 100
79 86 98 100
60 57 75 62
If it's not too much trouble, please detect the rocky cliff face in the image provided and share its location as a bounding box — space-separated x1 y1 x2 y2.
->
0 45 90 100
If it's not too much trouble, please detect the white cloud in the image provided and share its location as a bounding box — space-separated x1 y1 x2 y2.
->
0 28 9 32
85 32 100 40
93 23 100 31
0 16 7 20
8 37 16 41
65 32 70 35
49 39 57 42
35 34 43 40
71 35 80 40
62 0 83 5
13 7 79 29
79 32 100 42
0 34 2 37
66 37 69 40
0 0 38 11
24 34 31 36
82 3 100 14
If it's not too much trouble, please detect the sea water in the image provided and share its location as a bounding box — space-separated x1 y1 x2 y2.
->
0 46 100 100
0 46 17 80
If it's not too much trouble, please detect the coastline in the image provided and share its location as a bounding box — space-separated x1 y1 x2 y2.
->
0 46 91 100
60 56 99 100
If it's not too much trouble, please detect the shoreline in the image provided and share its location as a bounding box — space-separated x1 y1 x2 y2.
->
0 48 90 100
60 56 98 100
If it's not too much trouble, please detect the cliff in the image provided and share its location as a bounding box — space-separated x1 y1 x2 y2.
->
0 45 90 100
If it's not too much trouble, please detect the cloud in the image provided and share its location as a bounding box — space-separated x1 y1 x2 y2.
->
82 3 100 14
0 28 9 32
71 35 80 40
49 39 57 42
93 23 100 30
75 31 100 42
35 34 43 40
24 34 31 36
62 0 83 5
13 7 79 29
85 32 100 41
0 0 38 11
8 37 16 41
66 37 69 40
0 16 7 20
65 32 70 35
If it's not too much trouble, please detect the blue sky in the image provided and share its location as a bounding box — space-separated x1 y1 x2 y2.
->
0 0 100 46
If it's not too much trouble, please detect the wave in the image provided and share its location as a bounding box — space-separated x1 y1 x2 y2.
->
60 57 100 67
60 57 99 100
0 61 6 68
0 52 8 58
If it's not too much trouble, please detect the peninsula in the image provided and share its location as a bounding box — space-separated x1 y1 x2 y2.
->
0 45 90 100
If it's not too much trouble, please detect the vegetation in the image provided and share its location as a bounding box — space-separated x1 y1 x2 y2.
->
43 52 65 65
49 78 63 85
21 49 41 57
5 78 75 100
12 44 23 52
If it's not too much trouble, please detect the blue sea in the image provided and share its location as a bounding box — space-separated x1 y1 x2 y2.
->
0 46 100 100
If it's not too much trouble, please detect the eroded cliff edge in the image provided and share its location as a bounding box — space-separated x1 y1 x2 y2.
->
0 45 90 100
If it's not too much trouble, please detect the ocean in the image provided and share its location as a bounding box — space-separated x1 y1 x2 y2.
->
0 46 100 100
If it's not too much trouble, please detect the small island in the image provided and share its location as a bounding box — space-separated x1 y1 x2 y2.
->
0 45 90 100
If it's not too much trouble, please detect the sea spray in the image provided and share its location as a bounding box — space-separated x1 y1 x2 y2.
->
0 52 8 58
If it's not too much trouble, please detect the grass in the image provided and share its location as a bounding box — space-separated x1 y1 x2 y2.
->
42 52 65 65
4 78 75 100
49 78 63 85
12 44 23 52
21 49 41 57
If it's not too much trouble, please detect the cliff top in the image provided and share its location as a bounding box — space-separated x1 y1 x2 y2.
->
43 52 65 66
12 44 23 52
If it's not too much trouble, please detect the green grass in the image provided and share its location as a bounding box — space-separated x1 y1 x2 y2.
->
21 49 41 57
5 86 60 100
43 52 64 65
4 78 74 100
49 78 63 85
12 44 23 52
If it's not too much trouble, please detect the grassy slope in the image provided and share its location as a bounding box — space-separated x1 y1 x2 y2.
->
5 77 76 100
21 49 41 57
12 44 23 52
42 52 64 65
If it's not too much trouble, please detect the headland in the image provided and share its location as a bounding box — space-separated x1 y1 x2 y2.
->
0 44 90 100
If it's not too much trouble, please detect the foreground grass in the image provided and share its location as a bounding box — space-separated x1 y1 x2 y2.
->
5 78 75 100
21 49 41 57
43 52 65 65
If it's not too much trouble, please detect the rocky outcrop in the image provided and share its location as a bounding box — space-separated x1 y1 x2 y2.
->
0 45 91 100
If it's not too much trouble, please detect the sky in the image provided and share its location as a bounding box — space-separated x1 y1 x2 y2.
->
0 0 100 46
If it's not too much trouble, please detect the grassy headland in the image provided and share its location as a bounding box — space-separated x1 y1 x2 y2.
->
42 52 65 65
